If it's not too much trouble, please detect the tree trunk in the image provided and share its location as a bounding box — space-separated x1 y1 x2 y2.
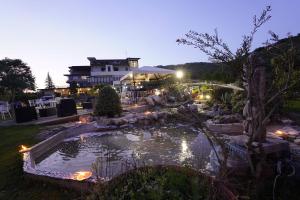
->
243 53 267 142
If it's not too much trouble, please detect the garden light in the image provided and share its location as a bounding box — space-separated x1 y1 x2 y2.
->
72 171 92 181
205 95 211 100
176 70 184 79
19 145 30 153
155 89 161 96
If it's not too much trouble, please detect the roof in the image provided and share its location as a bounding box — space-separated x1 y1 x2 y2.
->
132 66 176 74
68 65 91 69
87 57 140 66
120 66 175 82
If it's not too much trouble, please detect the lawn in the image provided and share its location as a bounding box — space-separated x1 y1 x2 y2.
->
0 125 79 200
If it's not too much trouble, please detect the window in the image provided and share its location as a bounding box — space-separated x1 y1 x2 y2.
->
113 66 119 71
108 66 111 71
129 60 138 67
101 67 106 72
125 67 129 71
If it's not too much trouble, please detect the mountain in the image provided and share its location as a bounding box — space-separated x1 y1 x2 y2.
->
156 62 236 83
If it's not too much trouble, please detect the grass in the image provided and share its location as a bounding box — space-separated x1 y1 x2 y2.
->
0 125 79 200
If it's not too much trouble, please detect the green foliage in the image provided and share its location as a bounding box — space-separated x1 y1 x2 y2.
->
220 92 232 108
142 77 175 90
211 87 233 103
0 58 35 101
45 72 55 89
231 91 245 114
15 92 39 102
88 84 108 96
88 167 212 200
69 81 78 96
165 83 190 102
94 85 122 117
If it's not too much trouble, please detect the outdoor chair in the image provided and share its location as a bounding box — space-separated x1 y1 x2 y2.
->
0 101 12 120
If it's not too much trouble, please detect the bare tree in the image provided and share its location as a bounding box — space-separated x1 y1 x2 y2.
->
177 6 300 177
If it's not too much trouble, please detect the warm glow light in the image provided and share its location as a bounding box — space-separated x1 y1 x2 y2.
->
129 73 133 78
205 95 211 100
154 89 161 96
275 130 285 136
19 145 30 153
72 171 92 181
199 94 204 99
176 70 184 79
144 111 151 115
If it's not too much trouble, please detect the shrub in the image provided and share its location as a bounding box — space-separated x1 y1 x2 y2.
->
87 166 214 200
211 87 233 103
231 91 245 114
94 85 121 117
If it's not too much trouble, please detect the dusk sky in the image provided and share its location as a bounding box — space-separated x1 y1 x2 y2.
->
1 0 299 89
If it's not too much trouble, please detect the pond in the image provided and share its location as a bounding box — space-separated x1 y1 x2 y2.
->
35 124 214 180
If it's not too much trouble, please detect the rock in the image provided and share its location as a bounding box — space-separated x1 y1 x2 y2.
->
128 118 137 124
167 96 176 103
111 118 125 126
120 124 129 129
145 97 155 106
188 104 198 113
152 112 159 120
294 139 300 145
144 119 150 125
151 95 162 104
126 113 135 118
159 118 165 124
177 105 186 113
79 115 94 123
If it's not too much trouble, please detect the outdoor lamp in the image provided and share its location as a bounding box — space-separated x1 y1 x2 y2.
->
176 70 184 79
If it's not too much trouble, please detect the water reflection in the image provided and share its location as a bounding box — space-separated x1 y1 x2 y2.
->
179 139 192 162
35 125 214 179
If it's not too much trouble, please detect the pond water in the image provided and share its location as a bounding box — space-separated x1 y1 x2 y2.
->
35 124 214 179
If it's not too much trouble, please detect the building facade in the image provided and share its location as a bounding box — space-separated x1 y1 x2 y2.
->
65 57 139 87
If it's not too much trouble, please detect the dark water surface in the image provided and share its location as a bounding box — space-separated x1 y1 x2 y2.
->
36 124 213 179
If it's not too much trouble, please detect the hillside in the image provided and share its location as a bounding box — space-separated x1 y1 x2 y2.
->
156 62 236 83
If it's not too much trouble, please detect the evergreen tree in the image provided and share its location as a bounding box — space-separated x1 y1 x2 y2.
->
45 72 55 89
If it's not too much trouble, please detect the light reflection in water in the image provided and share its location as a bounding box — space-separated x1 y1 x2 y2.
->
179 139 192 162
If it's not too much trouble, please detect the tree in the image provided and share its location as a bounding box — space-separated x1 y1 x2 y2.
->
177 6 300 177
0 58 35 102
45 72 55 89
94 85 122 117
69 81 78 96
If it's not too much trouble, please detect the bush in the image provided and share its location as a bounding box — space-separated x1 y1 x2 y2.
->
165 83 191 102
231 91 245 114
87 166 214 200
94 85 121 117
211 87 233 103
